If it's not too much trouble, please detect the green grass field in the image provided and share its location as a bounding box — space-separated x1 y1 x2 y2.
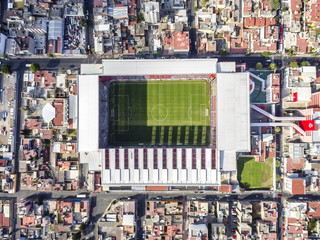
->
237 157 274 189
109 81 210 146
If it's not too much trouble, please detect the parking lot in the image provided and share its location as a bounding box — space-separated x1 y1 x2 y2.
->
63 16 86 51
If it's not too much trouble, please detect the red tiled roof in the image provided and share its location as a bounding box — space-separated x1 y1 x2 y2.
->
174 31 189 51
286 158 306 173
296 35 308 53
25 119 41 130
0 160 6 167
219 185 232 193
146 186 168 191
52 100 64 126
307 202 320 218
309 92 320 108
292 179 305 195
309 3 320 22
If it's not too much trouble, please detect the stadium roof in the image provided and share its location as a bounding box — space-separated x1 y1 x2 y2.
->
216 72 250 152
102 148 219 186
216 73 250 171
77 75 99 152
102 59 218 76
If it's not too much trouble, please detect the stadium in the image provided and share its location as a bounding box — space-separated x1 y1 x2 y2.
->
78 59 250 188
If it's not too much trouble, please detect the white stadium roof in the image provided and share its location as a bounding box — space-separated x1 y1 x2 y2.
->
216 72 250 171
216 72 250 152
77 75 99 152
102 59 218 76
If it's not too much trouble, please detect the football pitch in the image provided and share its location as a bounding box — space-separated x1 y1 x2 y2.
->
108 81 211 146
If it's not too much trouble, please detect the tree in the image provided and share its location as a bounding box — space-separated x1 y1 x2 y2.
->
275 126 281 133
285 48 294 57
79 222 88 232
262 51 271 57
270 0 280 10
47 53 54 58
268 63 278 70
80 17 87 29
59 67 65 71
276 174 280 181
72 232 81 240
281 6 289 12
255 62 263 70
35 197 43 205
290 61 299 68
276 160 281 167
300 61 311 66
220 49 228 57
1 64 11 74
30 63 40 73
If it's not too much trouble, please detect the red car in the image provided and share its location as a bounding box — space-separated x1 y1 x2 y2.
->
232 236 236 239
293 59 298 62
277 194 282 198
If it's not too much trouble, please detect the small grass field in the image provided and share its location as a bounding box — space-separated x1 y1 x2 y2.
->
237 157 274 189
109 81 210 146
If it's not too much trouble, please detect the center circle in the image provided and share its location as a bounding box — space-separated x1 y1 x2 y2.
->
151 104 168 121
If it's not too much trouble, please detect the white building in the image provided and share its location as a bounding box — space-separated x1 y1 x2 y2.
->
143 2 160 24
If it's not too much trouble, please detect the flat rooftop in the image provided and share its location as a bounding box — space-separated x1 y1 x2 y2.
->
102 59 218 76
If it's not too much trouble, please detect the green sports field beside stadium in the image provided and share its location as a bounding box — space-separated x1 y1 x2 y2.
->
108 81 211 146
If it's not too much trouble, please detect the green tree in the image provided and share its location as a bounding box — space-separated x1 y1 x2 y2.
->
80 18 87 29
255 62 263 70
285 48 294 57
59 67 65 71
276 160 281 167
30 63 40 73
268 63 278 70
79 222 88 232
1 64 11 74
308 219 317 234
281 6 289 12
262 51 271 57
275 126 281 133
276 174 280 181
35 197 43 205
270 0 280 10
220 49 228 57
300 61 311 66
72 232 81 240
47 53 54 58
290 61 299 68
